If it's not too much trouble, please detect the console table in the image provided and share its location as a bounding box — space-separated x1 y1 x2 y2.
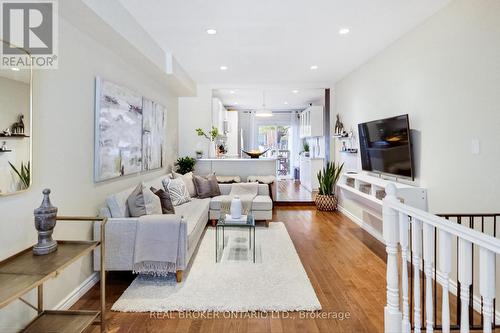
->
0 216 107 333
338 172 428 219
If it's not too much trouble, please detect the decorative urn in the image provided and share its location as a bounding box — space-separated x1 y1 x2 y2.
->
33 189 58 255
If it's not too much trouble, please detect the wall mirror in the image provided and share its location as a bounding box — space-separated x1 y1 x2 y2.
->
0 41 32 195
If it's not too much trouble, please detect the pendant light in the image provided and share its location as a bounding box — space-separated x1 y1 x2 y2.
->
255 90 273 117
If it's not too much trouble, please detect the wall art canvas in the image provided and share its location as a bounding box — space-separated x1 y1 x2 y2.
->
142 98 166 171
95 78 143 182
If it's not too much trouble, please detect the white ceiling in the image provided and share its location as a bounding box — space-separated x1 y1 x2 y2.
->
119 0 451 85
213 88 325 110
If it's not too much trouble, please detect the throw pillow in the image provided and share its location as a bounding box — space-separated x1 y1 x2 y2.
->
163 177 191 206
127 183 163 217
127 183 147 217
207 174 221 196
216 175 241 184
193 175 212 199
150 186 175 214
193 174 221 198
172 172 197 197
143 184 163 215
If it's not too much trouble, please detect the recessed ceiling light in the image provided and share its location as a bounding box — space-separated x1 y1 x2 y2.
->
234 102 239 105
284 101 289 105
339 28 350 35
11 67 20 71
310 65 318 70
206 28 217 35
220 65 228 71
230 90 235 94
292 90 299 94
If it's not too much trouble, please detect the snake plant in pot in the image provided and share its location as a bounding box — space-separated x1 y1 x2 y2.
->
315 161 344 211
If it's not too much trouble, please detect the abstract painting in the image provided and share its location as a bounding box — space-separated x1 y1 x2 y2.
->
142 98 166 171
95 78 143 182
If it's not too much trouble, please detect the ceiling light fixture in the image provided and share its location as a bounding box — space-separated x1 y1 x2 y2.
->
234 102 239 105
292 90 299 94
206 28 217 35
284 101 289 105
11 67 20 71
339 28 350 35
255 90 273 117
310 65 318 70
220 65 228 71
230 90 235 94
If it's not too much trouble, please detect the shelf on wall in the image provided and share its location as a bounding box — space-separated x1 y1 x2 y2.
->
0 150 12 153
0 134 30 138
340 150 357 154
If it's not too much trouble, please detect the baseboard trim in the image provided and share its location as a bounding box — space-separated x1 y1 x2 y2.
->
338 205 385 244
54 272 100 310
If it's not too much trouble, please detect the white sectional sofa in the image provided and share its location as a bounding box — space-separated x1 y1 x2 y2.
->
94 175 272 282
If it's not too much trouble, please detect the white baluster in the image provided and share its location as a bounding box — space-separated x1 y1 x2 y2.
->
439 230 452 333
383 184 402 333
399 212 411 333
458 238 472 333
412 218 423 333
479 248 495 333
423 222 435 332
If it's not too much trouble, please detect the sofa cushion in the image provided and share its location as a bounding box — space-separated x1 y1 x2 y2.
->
106 186 135 218
252 195 273 211
210 194 272 211
163 177 191 206
174 198 210 243
209 195 231 210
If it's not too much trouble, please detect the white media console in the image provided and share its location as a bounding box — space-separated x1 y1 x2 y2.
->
337 172 428 220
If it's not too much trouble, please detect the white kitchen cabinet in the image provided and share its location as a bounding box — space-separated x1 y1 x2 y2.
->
299 157 324 192
299 106 323 138
212 98 227 133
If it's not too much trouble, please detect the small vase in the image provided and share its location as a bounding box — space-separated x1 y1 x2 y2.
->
230 196 242 219
33 189 58 255
209 141 216 158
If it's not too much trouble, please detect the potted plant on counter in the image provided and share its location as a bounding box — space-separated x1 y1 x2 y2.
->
195 126 219 158
174 156 197 175
303 142 310 157
315 161 344 211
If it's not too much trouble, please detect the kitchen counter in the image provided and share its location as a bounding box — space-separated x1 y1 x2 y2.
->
196 157 277 179
198 157 277 162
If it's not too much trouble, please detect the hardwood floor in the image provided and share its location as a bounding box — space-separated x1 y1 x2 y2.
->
274 180 317 204
73 206 388 332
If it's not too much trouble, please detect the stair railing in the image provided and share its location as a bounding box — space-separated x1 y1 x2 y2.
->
383 183 500 333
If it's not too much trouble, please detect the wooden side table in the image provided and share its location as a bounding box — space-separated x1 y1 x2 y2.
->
0 216 107 333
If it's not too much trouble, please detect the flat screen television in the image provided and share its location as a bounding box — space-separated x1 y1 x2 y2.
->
358 114 414 180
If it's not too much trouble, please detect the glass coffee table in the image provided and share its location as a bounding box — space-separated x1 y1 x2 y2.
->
216 214 255 263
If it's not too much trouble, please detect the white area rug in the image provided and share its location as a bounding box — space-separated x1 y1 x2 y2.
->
112 222 321 312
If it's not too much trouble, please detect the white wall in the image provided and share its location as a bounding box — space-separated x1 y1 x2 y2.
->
0 14 180 333
333 0 500 219
178 84 213 158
